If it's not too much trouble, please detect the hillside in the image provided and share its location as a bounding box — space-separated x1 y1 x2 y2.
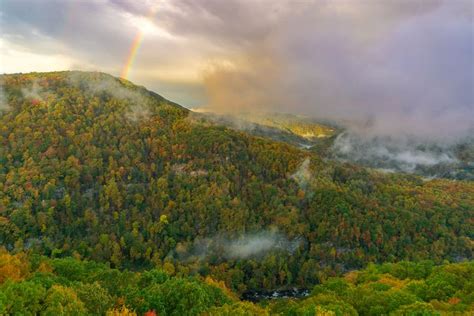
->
235 112 337 140
0 71 473 299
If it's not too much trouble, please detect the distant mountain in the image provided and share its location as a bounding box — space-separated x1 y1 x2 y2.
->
191 109 338 148
0 71 473 296
232 112 338 140
196 110 474 180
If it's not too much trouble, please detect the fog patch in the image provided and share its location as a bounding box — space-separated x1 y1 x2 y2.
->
125 103 150 122
0 77 9 111
67 72 150 122
21 80 44 103
178 231 304 261
171 163 208 177
189 110 262 132
291 158 312 189
226 232 302 259
331 132 459 173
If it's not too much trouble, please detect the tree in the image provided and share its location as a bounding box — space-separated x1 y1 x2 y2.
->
106 305 137 316
392 301 438 315
0 280 45 314
42 285 87 315
74 282 113 315
0 251 30 283
204 302 269 316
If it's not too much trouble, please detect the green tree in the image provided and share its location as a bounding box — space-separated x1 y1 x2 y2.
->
42 285 87 315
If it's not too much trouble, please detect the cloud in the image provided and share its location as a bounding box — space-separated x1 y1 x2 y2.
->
0 0 131 65
198 0 473 140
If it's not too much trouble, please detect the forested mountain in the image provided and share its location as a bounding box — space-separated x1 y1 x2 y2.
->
0 72 473 314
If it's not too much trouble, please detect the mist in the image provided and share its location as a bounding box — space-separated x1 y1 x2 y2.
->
291 158 312 189
66 72 151 122
331 132 463 174
225 232 301 259
21 80 44 103
177 231 303 261
0 77 8 111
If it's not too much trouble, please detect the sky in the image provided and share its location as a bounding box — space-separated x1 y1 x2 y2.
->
0 0 473 139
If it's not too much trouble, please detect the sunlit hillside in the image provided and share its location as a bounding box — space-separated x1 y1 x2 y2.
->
236 112 337 140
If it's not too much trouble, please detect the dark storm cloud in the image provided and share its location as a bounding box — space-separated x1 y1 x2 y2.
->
151 0 293 47
108 0 151 16
272 1 474 139
151 0 449 51
190 0 473 139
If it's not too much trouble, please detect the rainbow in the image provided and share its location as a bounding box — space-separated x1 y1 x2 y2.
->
120 30 144 79
120 8 157 79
